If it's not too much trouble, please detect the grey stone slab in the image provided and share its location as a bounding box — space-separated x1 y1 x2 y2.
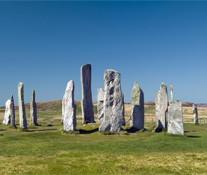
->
155 83 168 129
131 82 144 129
10 95 16 127
2 99 11 125
99 69 125 132
30 90 37 125
18 82 27 129
81 64 94 123
62 80 76 131
169 85 173 103
193 104 198 124
97 88 104 123
168 101 184 135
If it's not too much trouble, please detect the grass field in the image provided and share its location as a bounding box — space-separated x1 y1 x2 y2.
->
0 101 207 175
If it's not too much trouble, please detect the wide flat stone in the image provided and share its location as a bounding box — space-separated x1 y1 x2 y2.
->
99 69 125 132
168 101 184 135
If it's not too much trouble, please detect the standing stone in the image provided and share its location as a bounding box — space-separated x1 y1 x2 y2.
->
131 82 144 129
30 90 37 125
193 104 198 124
62 80 76 131
168 101 184 135
2 99 11 125
97 88 104 123
99 70 125 132
10 95 16 127
81 64 94 124
155 83 168 129
18 82 27 129
169 85 173 103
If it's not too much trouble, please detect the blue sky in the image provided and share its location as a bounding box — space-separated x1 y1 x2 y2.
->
0 1 207 106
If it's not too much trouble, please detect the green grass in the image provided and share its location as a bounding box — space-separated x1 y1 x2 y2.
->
0 121 207 175
0 102 207 175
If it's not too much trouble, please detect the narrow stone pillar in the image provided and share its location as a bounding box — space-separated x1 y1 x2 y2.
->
131 82 144 129
99 69 125 131
80 64 94 124
18 82 27 129
62 80 76 131
30 90 37 125
193 104 198 124
169 85 173 103
168 101 184 135
97 88 104 123
155 83 168 129
10 95 16 127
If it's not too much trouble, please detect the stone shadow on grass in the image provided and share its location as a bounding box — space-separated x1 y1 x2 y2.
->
78 128 99 134
28 129 58 132
125 127 147 133
186 135 200 138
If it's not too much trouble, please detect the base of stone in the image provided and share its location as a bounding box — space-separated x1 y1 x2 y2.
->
18 128 29 132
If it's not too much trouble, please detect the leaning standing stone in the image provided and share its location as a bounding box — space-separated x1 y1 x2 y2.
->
193 104 198 124
131 82 144 129
168 101 184 135
62 80 76 131
10 95 16 127
2 99 11 125
97 88 104 123
30 90 37 125
18 82 27 129
99 69 125 132
155 83 168 129
81 64 94 124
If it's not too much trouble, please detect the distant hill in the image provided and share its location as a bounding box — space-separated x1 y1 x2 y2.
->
144 101 200 107
1 100 206 111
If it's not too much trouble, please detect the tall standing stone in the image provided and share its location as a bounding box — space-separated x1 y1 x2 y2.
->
131 82 144 129
193 104 198 124
18 82 27 129
155 83 168 129
81 64 94 124
99 69 125 132
169 85 173 103
2 99 11 125
30 90 37 125
97 88 104 123
62 80 76 131
10 95 16 127
168 101 184 135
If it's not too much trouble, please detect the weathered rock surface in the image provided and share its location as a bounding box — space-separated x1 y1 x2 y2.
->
168 101 184 135
62 80 76 131
81 64 94 123
30 90 37 125
18 82 27 129
193 104 198 124
10 95 16 127
99 69 125 131
131 82 144 129
97 88 104 123
2 99 11 125
155 83 168 129
170 85 173 103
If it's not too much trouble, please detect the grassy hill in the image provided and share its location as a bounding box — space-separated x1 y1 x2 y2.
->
0 101 207 174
